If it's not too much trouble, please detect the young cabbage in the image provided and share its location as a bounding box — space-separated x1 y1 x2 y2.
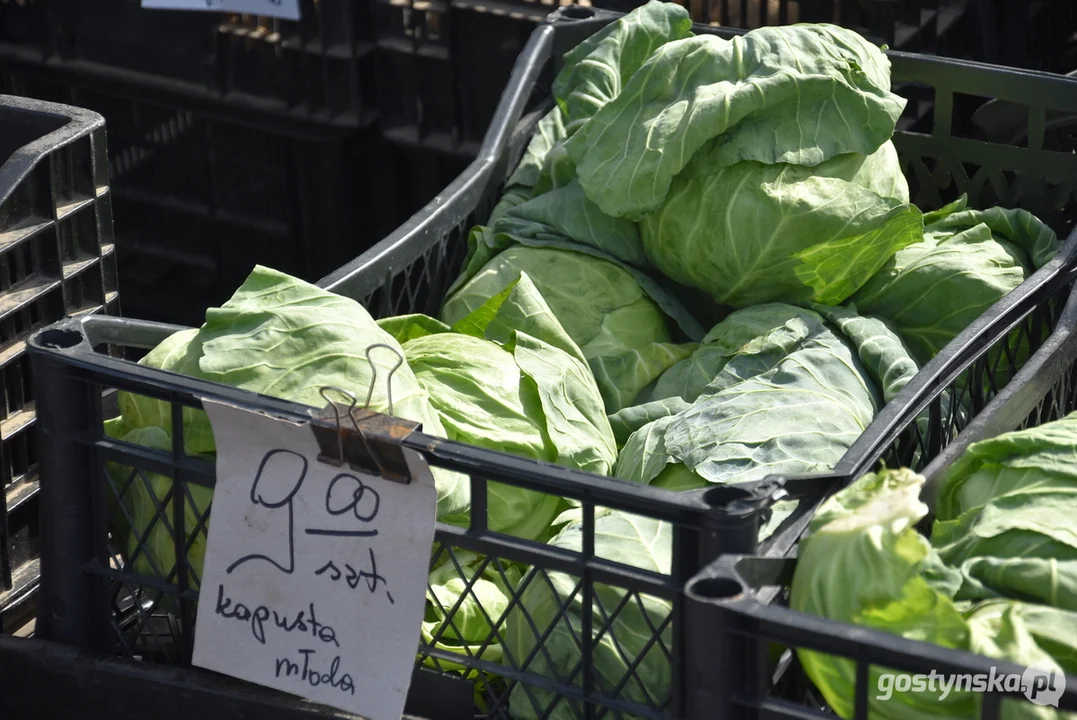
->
384 274 618 542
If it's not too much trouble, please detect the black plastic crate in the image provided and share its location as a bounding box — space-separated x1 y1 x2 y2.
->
371 0 546 154
976 0 1077 74
0 93 118 632
683 284 1077 719
0 66 433 328
0 0 379 128
20 8 1077 718
0 0 519 154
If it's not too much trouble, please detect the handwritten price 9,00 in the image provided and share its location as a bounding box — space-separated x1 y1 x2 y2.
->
226 449 391 603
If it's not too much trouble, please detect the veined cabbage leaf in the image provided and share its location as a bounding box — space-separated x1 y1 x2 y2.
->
791 468 1077 719
564 24 906 220
852 195 1061 364
384 274 618 541
613 304 919 489
932 413 1077 612
553 0 692 131
640 145 922 307
442 241 700 413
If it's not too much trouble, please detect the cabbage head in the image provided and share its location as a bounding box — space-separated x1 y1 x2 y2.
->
564 23 907 220
852 195 1061 364
791 468 1077 720
382 274 618 541
640 145 922 308
557 20 924 310
442 243 699 413
932 412 1077 612
612 304 920 489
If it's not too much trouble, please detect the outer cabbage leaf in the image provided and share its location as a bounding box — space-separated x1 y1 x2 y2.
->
813 304 920 404
553 1 692 130
792 469 1077 720
564 25 906 220
615 304 919 487
117 328 214 454
377 313 451 343
852 197 1059 364
931 413 1077 611
506 510 673 720
407 277 618 540
442 244 698 413
489 109 569 225
493 179 647 267
640 146 922 308
608 397 691 446
923 195 1060 270
405 332 555 466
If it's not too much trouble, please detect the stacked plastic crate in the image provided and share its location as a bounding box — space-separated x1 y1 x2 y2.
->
0 94 117 634
0 0 470 327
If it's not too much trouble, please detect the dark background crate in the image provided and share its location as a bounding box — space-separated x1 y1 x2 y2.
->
0 93 118 634
0 65 468 328
6 0 1071 161
682 284 1077 719
977 0 1077 74
0 0 529 155
0 0 379 127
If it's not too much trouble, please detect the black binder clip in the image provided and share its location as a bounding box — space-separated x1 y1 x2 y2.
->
309 343 421 483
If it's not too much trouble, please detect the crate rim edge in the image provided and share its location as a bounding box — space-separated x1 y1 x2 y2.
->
0 93 105 200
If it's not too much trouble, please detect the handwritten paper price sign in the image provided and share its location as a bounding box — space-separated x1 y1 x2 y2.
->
141 0 301 20
192 399 437 720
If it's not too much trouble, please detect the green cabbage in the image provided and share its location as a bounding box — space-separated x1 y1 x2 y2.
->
853 195 1060 364
552 0 692 132
442 243 698 413
110 266 472 589
612 304 919 488
933 413 1077 612
384 274 618 541
506 510 673 720
640 146 922 308
564 23 907 221
792 462 1077 719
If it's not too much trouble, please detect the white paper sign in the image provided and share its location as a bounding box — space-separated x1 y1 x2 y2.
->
141 0 300 21
193 400 437 720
